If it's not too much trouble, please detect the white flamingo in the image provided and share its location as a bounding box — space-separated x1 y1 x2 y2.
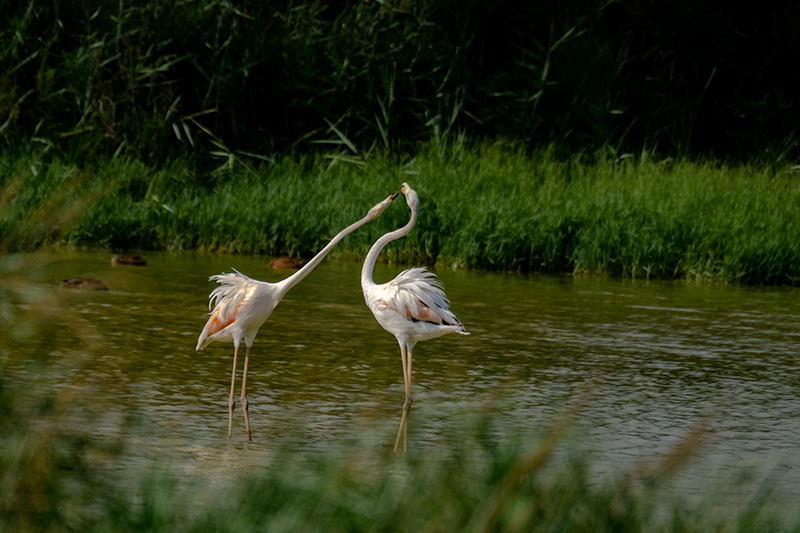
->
197 191 399 440
361 183 468 409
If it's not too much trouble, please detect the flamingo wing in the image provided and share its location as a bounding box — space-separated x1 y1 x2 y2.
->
378 267 463 327
197 269 260 349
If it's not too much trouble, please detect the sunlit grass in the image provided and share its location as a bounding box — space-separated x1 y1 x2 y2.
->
4 142 800 284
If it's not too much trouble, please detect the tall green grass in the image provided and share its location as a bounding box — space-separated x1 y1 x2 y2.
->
4 142 800 284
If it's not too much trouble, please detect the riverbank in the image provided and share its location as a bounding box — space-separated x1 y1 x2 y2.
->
3 141 800 284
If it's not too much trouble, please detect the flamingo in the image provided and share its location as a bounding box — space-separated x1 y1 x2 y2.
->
361 183 468 411
197 191 399 440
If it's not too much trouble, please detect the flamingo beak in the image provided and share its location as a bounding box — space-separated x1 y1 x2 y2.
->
389 191 400 202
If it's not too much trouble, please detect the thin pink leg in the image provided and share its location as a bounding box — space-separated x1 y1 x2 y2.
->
399 344 411 407
241 345 252 441
406 345 413 406
402 344 414 409
228 345 239 438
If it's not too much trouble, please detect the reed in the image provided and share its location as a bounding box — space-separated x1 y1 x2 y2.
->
1 0 798 163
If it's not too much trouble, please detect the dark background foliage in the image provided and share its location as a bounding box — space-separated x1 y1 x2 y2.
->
1 0 798 165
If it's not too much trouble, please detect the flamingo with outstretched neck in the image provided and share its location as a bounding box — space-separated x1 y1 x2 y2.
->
197 191 399 440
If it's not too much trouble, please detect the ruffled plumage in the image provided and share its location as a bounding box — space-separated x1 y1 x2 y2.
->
196 269 266 350
377 267 465 329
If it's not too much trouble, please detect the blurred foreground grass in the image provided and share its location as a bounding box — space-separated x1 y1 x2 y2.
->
3 141 800 284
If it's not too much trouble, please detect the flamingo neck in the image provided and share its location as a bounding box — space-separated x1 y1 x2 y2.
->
361 203 417 289
276 214 372 298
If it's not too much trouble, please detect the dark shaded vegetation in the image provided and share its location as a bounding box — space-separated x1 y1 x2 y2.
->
1 0 798 165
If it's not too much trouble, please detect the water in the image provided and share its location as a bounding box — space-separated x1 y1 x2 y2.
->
6 249 800 505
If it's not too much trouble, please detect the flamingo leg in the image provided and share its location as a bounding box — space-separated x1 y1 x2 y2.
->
228 344 240 438
394 405 410 454
404 344 414 409
241 345 252 441
399 344 411 407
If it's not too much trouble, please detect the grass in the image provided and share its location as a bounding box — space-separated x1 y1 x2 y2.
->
3 141 800 284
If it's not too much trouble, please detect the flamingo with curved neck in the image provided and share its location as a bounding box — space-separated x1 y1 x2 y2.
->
361 183 469 411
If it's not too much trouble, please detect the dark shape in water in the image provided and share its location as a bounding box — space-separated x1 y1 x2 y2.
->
61 276 108 290
112 254 147 266
267 257 306 269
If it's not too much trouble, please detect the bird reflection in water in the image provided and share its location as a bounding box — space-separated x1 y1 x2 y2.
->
394 406 410 454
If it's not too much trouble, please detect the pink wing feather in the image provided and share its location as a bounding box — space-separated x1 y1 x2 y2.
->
379 267 463 327
196 269 258 349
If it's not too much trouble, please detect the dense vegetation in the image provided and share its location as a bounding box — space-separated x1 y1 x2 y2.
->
4 143 800 284
1 0 798 163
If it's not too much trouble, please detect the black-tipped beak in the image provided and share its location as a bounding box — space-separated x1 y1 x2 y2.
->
389 192 400 201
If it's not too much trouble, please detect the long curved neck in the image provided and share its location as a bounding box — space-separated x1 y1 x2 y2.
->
275 213 373 298
361 201 417 289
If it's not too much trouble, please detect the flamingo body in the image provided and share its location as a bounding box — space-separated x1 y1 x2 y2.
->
364 266 466 343
196 269 278 351
362 183 468 408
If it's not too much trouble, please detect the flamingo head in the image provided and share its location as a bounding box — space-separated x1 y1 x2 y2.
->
367 191 399 219
400 182 418 211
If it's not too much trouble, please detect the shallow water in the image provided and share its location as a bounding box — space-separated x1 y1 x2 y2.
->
6 249 800 507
